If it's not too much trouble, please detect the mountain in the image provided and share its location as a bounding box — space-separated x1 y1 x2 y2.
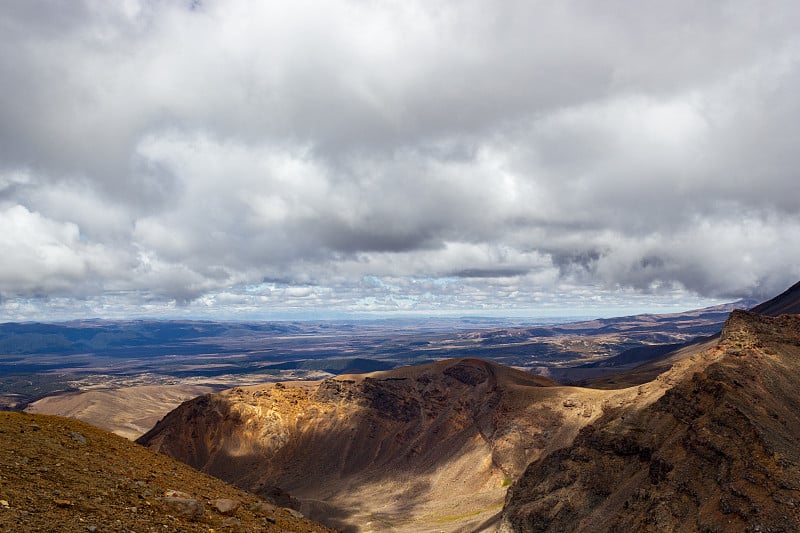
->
0 411 331 532
750 280 800 316
138 358 652 532
499 310 800 532
548 299 756 337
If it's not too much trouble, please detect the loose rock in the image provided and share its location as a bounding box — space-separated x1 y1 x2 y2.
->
164 489 192 499
248 501 276 514
161 496 204 520
222 516 241 527
210 498 240 515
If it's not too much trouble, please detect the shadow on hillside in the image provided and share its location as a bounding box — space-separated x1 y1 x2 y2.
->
294 477 434 532
211 440 437 531
183 400 445 529
298 497 362 533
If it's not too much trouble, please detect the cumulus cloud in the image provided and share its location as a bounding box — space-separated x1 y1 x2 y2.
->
1 0 799 319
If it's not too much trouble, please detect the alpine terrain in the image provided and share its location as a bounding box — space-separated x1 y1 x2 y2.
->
138 281 800 532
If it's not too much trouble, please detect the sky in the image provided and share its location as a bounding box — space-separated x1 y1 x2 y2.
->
1 0 799 321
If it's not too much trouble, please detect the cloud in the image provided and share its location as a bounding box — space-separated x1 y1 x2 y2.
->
1 0 799 319
0 205 115 295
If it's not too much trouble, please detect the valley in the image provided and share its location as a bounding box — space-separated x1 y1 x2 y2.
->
138 358 633 531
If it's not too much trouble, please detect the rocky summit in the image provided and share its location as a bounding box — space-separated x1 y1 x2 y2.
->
0 411 332 532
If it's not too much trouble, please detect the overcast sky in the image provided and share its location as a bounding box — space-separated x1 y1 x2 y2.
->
1 0 799 321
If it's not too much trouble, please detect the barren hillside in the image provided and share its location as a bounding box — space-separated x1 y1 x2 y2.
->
139 359 645 532
0 411 332 532
137 326 765 533
26 384 218 440
750 280 800 316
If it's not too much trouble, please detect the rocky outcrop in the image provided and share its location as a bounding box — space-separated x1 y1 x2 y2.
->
500 311 800 532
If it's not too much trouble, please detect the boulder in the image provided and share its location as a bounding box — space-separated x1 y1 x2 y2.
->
210 498 240 515
161 495 204 520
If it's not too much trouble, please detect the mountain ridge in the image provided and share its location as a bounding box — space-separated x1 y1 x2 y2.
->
500 310 800 532
750 280 800 316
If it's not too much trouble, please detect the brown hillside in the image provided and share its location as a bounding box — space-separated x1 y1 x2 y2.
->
0 411 332 532
138 358 644 532
580 336 718 390
26 384 218 440
500 310 800 532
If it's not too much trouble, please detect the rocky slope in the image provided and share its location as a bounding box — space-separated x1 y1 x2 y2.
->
0 411 332 532
138 358 649 532
500 310 800 532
